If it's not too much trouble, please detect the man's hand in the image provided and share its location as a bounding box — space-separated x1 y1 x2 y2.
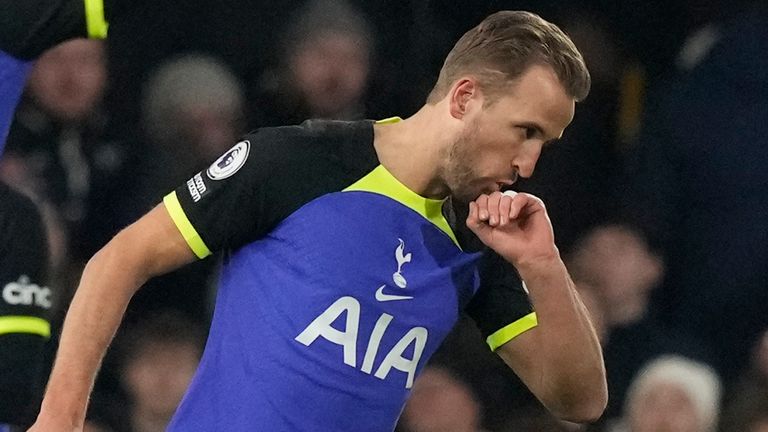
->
466 191 558 269
466 190 607 422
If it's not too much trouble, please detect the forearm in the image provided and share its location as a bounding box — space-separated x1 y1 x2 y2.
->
37 233 149 426
512 255 607 421
466 192 607 421
33 204 196 429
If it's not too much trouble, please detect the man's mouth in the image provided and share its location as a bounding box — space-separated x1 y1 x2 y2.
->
496 176 517 191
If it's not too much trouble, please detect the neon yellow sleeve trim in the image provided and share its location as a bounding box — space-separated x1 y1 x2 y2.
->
163 191 212 259
375 116 403 124
84 0 109 39
486 312 538 351
0 316 51 338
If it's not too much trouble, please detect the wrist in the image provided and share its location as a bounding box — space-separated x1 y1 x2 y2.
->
512 250 564 281
38 386 88 427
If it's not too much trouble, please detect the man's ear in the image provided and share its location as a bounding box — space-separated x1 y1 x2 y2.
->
448 78 480 120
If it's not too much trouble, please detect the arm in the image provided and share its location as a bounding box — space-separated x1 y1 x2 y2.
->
467 191 607 423
0 184 51 426
30 203 196 431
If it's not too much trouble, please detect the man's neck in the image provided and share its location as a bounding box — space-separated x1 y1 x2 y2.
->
373 104 453 199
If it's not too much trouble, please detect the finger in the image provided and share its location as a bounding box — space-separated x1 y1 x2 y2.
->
475 194 490 222
487 192 502 226
466 201 488 235
509 193 531 219
498 193 513 226
510 193 545 219
467 200 477 221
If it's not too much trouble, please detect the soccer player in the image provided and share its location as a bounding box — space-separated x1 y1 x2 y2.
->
32 11 607 431
0 0 108 152
0 183 52 430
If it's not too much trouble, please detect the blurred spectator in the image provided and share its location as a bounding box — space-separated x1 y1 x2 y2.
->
255 0 373 125
140 53 245 191
0 38 138 263
0 38 107 223
398 366 482 432
719 329 768 432
112 53 244 325
569 225 663 328
98 311 204 432
568 225 710 421
624 2 768 380
616 355 721 432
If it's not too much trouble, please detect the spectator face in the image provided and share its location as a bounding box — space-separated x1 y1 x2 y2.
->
753 330 768 379
570 225 663 326
123 341 199 417
141 55 244 172
289 31 370 118
28 39 106 123
442 65 573 203
750 420 768 432
401 367 481 432
629 383 700 432
176 103 242 163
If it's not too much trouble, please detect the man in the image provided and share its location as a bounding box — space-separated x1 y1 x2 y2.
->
32 11 607 431
398 366 482 432
117 311 205 432
0 3 107 429
0 0 108 152
0 182 52 430
256 0 374 126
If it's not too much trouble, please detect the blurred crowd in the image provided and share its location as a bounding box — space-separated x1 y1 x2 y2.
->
2 0 767 431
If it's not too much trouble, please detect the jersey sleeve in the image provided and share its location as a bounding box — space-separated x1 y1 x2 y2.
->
164 125 343 257
0 51 32 149
0 0 110 60
0 183 52 424
465 250 537 351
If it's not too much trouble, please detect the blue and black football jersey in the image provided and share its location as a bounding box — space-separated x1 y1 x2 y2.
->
0 182 51 426
164 119 537 431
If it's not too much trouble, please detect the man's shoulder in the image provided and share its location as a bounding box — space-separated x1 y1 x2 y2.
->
244 119 376 171
251 119 372 145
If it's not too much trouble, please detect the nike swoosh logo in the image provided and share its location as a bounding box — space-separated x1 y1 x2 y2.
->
375 285 413 302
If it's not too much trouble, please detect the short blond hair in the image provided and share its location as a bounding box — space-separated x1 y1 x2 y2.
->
426 11 590 104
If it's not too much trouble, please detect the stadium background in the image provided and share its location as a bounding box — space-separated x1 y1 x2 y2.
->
2 0 767 431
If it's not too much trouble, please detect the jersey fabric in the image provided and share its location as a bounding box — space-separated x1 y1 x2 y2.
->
0 51 32 149
164 119 537 431
0 183 51 426
0 0 109 152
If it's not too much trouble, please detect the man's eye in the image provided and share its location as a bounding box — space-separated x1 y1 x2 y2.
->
525 127 536 139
